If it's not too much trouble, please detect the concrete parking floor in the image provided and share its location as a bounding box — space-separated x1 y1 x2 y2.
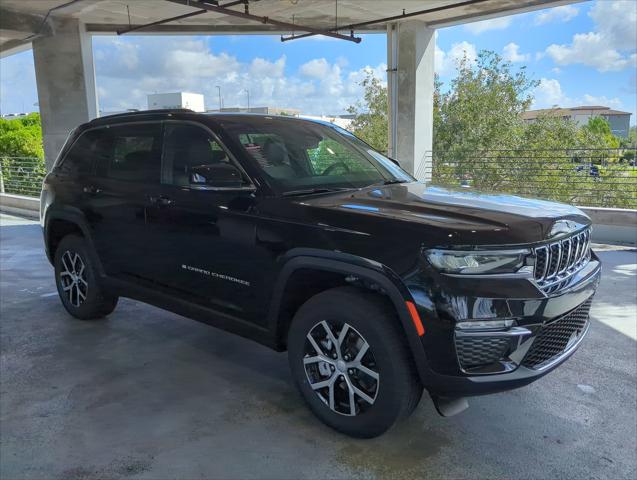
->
1 213 636 480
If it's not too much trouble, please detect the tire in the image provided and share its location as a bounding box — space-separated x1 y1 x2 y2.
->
287 286 423 438
54 234 118 320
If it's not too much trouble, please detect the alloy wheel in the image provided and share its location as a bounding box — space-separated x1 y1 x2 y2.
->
59 250 88 308
303 320 379 416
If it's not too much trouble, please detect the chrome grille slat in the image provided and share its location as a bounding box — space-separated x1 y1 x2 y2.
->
546 244 560 279
573 234 581 265
533 227 592 293
576 231 584 264
558 238 570 275
567 237 576 267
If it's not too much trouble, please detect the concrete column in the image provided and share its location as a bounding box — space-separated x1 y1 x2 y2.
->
387 21 435 181
33 18 98 170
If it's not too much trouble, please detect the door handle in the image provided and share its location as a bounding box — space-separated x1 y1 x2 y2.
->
149 195 173 206
82 185 101 194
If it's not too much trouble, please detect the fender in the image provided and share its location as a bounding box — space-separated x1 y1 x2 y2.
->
42 205 107 278
267 248 431 385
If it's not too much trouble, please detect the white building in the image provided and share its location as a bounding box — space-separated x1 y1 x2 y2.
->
300 114 354 131
147 92 205 112
522 106 632 138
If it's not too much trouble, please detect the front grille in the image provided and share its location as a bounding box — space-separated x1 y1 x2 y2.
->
455 335 510 370
533 228 591 293
522 298 592 369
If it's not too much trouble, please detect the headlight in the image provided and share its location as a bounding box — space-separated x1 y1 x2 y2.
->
425 248 531 274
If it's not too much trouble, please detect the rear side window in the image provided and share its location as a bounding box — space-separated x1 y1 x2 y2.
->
59 130 103 176
95 123 162 183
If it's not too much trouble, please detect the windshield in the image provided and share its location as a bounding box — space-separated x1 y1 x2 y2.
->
220 117 413 194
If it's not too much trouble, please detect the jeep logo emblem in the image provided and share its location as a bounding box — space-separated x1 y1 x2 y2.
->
549 220 582 239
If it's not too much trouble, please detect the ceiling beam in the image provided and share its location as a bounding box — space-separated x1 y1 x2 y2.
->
166 0 362 43
0 8 51 36
116 9 209 35
281 0 490 42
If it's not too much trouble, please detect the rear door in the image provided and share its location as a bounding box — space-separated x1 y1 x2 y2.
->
85 122 164 280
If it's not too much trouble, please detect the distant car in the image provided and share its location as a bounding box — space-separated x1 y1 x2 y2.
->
589 165 600 178
575 164 600 178
41 110 601 437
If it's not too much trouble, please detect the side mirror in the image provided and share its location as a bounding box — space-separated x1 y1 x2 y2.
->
189 163 246 189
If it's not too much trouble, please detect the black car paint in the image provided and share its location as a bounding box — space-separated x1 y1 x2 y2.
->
41 111 600 399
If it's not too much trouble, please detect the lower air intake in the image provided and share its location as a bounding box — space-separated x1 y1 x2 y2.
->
522 298 592 369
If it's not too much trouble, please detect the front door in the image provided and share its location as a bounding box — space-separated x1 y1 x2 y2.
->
144 121 265 323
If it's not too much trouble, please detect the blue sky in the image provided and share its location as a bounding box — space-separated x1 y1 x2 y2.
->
0 0 635 124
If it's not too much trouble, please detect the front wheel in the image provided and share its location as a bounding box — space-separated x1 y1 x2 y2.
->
287 287 422 438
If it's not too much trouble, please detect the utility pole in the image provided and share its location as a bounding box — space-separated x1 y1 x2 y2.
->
216 85 222 111
245 88 250 111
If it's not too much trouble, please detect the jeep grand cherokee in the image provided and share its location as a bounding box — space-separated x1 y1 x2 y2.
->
41 110 601 438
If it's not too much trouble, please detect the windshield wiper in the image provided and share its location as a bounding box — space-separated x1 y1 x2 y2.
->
365 179 407 189
281 187 352 197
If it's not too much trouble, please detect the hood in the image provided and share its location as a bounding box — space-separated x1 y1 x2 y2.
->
297 182 590 246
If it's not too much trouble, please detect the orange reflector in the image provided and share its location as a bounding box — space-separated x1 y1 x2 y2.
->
406 301 425 336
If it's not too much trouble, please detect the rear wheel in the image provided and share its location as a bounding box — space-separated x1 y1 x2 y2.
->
54 235 118 320
288 287 422 438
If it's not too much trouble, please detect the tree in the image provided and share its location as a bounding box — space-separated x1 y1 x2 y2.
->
0 113 45 196
582 117 620 149
346 73 388 153
346 56 635 207
0 113 44 158
434 51 539 157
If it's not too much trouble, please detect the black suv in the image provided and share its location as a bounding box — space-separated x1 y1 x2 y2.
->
41 110 601 437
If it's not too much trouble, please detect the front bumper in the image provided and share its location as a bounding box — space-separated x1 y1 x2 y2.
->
404 252 601 397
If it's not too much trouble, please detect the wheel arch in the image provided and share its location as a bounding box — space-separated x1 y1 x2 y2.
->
43 207 103 275
267 250 430 384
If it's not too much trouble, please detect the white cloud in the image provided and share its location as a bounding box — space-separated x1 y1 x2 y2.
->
300 58 331 78
0 50 38 114
532 78 571 109
589 0 637 48
91 36 385 116
582 94 623 110
544 1 636 72
502 43 530 63
534 5 579 26
250 56 286 78
464 17 512 34
532 78 626 112
435 41 477 76
547 32 636 72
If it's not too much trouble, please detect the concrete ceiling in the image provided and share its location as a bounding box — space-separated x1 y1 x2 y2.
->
1 0 580 56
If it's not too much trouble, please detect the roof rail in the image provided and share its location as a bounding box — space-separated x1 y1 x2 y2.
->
92 108 195 122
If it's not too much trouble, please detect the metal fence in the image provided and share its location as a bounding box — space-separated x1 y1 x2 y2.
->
416 148 637 209
0 157 46 198
1 149 637 209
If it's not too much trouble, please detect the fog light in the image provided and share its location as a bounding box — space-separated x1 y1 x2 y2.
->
456 319 515 330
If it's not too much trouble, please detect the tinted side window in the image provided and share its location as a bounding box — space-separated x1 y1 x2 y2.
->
163 123 239 187
59 130 102 176
95 123 162 183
